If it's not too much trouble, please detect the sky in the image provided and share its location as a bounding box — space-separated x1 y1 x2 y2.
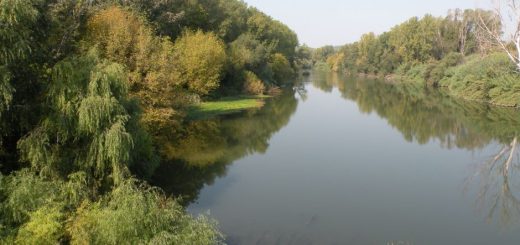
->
243 0 493 48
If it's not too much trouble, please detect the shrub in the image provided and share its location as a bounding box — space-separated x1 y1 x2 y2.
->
15 206 65 245
440 53 520 106
243 71 265 95
68 179 223 245
426 53 464 87
1 171 223 244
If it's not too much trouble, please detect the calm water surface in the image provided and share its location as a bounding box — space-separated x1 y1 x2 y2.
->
153 72 520 245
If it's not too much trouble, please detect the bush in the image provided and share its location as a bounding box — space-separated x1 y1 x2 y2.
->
242 71 265 95
440 53 520 106
1 171 223 244
426 53 464 87
15 206 65 245
68 179 223 245
398 53 465 87
396 62 428 85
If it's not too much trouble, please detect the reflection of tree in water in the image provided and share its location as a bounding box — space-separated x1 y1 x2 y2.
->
293 73 309 102
151 90 299 205
313 72 520 228
468 137 520 228
313 73 520 151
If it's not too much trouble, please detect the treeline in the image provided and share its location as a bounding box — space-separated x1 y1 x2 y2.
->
0 0 300 243
321 9 520 107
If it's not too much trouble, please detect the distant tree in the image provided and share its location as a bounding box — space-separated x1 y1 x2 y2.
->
294 45 313 70
327 52 345 72
341 43 360 75
313 45 336 63
270 53 294 84
356 33 380 73
389 15 443 63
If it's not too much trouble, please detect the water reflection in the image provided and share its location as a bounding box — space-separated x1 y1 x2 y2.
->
153 70 520 238
469 138 520 228
152 90 299 205
312 71 520 150
312 70 520 229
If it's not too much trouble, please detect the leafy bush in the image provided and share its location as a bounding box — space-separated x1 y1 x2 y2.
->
426 52 464 86
1 170 68 226
397 53 465 86
15 206 65 245
440 53 520 106
1 171 223 244
68 179 223 245
243 71 265 95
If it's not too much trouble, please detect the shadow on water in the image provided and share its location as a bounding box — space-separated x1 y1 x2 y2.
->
151 89 301 205
313 70 520 229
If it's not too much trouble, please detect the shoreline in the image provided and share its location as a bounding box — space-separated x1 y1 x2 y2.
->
346 71 520 109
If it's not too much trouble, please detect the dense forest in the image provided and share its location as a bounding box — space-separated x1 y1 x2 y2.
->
318 7 520 107
0 0 303 243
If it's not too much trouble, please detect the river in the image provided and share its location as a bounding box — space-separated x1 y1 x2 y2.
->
152 71 520 245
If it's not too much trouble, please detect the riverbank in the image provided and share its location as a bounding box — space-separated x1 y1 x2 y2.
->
352 52 520 108
188 95 271 119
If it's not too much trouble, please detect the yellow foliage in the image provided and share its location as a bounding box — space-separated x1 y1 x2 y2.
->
15 206 65 245
242 71 265 95
327 53 345 72
174 30 227 95
86 6 182 132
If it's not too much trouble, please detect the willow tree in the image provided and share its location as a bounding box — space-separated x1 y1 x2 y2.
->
18 51 155 187
0 0 40 160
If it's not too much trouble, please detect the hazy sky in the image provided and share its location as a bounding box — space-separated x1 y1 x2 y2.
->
243 0 493 48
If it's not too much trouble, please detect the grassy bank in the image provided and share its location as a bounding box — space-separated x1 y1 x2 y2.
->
188 95 270 119
390 53 520 108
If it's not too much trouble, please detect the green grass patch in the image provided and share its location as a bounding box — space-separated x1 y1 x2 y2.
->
188 95 270 119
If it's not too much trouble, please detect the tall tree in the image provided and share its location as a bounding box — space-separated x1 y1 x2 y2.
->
478 0 520 70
